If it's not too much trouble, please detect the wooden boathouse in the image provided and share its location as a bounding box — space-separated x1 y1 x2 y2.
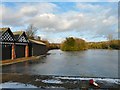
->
13 31 29 58
0 27 48 61
0 28 15 60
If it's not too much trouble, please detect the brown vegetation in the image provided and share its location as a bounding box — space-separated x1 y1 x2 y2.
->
87 40 120 50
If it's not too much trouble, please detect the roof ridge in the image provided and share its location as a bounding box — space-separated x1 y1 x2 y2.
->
0 27 10 31
29 39 46 45
13 31 24 35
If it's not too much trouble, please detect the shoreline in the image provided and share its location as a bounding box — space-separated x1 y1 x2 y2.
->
1 73 120 89
0 55 46 66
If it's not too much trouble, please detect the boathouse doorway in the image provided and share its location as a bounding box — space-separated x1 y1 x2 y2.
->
15 45 25 58
2 44 12 60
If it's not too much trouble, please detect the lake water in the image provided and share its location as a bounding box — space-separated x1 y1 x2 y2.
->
2 49 119 78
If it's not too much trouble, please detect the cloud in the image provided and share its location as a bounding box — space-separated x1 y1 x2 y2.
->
1 2 58 26
76 3 101 11
0 2 118 42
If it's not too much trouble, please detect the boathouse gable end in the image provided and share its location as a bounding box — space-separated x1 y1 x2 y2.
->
13 31 29 43
18 32 29 43
0 28 15 42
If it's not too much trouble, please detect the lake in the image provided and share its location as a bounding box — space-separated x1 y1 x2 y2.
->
2 49 119 78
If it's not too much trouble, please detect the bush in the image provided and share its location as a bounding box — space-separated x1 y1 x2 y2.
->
60 37 87 51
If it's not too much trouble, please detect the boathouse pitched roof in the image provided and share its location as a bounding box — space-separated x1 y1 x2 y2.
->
13 31 23 40
13 31 29 43
0 27 15 42
29 39 46 45
0 28 10 36
0 27 10 31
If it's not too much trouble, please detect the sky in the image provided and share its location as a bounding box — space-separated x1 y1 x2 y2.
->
0 1 119 43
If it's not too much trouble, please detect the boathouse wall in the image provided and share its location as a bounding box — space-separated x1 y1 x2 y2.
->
2 44 12 60
0 44 2 60
30 43 47 56
29 39 48 56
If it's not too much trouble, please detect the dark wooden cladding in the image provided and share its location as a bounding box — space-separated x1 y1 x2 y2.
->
2 44 12 60
15 45 25 58
29 43 47 56
0 44 2 60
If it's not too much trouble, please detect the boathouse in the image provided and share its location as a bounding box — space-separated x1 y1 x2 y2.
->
13 31 29 58
0 27 48 61
0 28 15 60
29 39 48 56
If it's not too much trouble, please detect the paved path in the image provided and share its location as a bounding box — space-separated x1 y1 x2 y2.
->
0 56 42 66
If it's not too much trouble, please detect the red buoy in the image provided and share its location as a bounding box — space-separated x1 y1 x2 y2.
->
89 79 94 84
89 79 100 88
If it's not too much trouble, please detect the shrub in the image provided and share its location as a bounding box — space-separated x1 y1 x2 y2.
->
60 37 87 51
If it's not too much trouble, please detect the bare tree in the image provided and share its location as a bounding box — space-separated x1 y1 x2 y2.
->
107 34 113 49
26 24 38 39
107 34 113 41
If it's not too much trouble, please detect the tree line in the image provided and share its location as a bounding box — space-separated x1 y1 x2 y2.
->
87 40 120 49
61 37 120 51
25 24 120 51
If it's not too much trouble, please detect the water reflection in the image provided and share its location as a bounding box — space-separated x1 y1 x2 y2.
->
2 49 118 78
24 62 29 74
10 64 16 73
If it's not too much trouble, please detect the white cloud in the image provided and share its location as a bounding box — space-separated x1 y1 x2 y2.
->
76 3 101 11
0 2 118 42
1 3 58 26
20 6 38 16
49 37 65 43
102 16 117 26
19 3 58 15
